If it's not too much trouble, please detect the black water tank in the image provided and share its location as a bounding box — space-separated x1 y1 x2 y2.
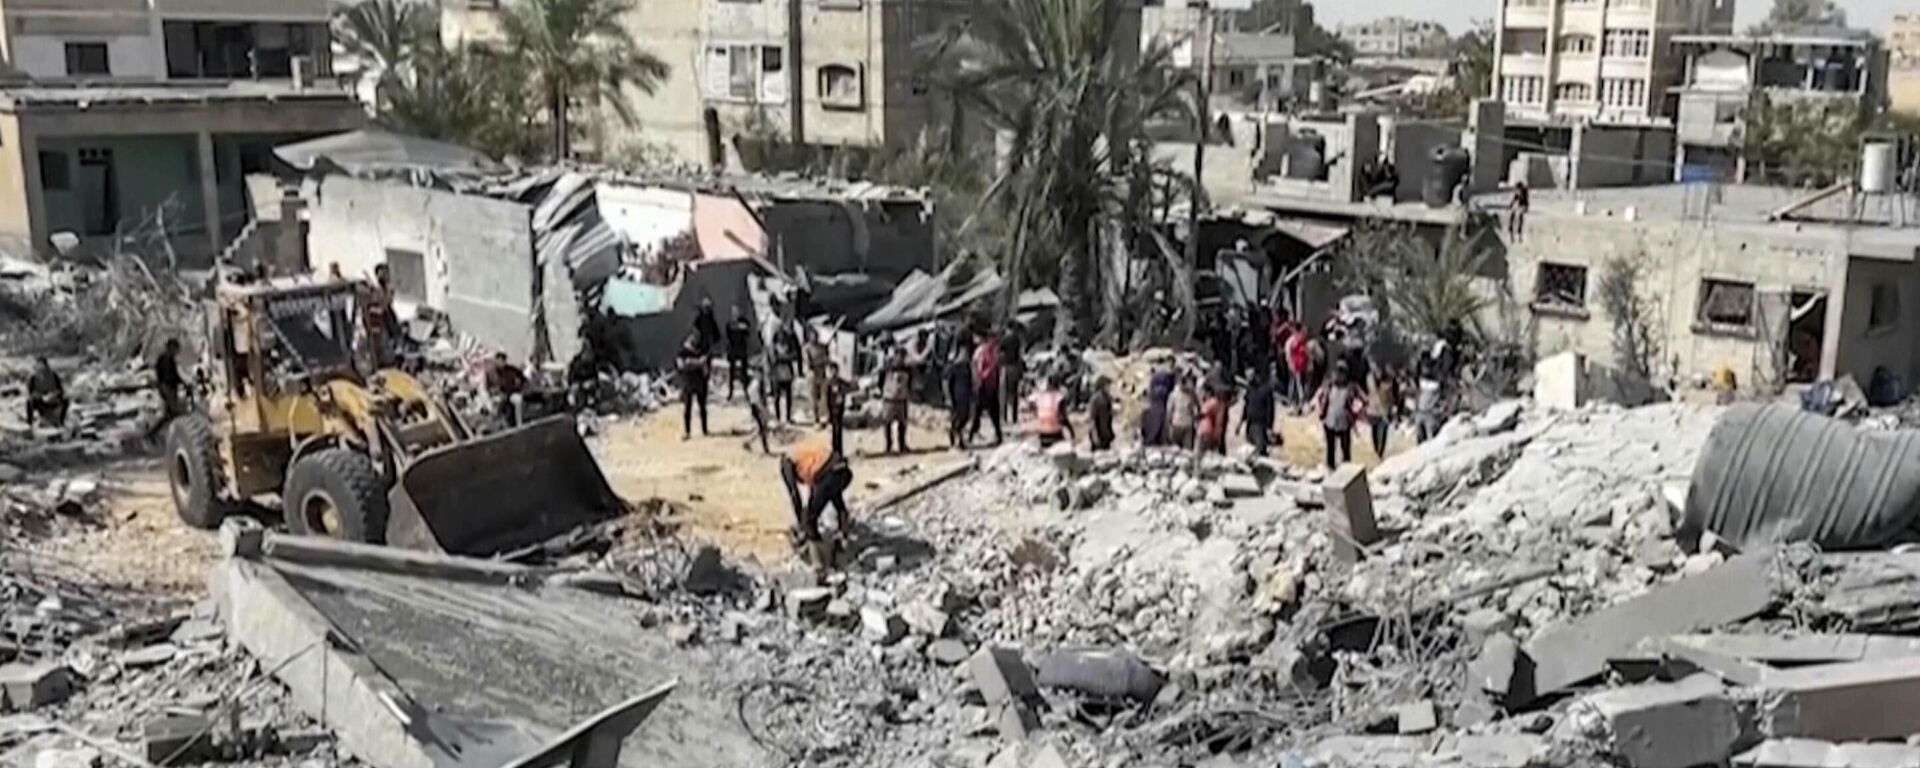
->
1424 146 1472 208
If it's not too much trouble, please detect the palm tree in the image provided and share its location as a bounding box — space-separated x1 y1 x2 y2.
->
929 0 1193 343
498 0 670 160
382 46 541 160
333 0 436 110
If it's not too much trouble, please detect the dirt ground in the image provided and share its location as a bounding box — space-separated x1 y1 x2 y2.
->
68 394 1413 592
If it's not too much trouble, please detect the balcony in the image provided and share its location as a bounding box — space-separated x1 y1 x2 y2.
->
1504 0 1551 30
1501 55 1550 78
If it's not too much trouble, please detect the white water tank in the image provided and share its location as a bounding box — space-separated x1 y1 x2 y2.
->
1862 142 1897 193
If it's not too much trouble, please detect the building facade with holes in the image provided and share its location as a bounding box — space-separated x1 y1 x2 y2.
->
1493 0 1734 127
1500 184 1920 393
0 0 363 262
442 0 990 170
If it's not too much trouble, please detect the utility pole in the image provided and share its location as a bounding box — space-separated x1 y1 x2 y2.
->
1182 1 1215 344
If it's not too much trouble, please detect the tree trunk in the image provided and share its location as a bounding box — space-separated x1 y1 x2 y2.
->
550 82 570 161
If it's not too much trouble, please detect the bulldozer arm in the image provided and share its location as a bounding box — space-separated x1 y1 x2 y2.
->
385 416 625 557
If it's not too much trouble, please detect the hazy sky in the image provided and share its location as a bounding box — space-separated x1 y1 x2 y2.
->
1316 0 1899 35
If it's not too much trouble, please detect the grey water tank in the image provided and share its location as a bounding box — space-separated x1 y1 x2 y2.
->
1424 146 1471 208
1683 404 1920 551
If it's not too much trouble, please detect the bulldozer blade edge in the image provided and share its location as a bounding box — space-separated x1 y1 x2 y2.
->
386 415 625 557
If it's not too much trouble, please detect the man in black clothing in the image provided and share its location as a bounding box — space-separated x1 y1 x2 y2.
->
677 332 711 439
1243 368 1278 457
1087 375 1115 451
724 306 753 400
25 357 66 429
147 340 187 441
692 297 721 353
944 346 974 450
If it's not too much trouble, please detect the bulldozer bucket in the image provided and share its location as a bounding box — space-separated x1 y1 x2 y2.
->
386 415 625 557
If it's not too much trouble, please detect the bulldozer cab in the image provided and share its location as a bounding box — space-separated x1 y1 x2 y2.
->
207 278 380 427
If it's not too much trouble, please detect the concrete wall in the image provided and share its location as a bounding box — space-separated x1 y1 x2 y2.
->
1506 213 1855 391
1572 125 1673 189
0 113 32 248
1391 121 1465 203
307 176 541 361
1833 256 1920 386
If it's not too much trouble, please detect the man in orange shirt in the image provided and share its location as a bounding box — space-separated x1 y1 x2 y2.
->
781 433 854 565
1026 374 1074 448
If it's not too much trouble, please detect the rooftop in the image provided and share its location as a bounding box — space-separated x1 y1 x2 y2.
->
1672 27 1879 48
0 81 356 109
1490 183 1920 260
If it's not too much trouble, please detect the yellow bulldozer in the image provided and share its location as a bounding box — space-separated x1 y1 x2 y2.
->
164 275 625 556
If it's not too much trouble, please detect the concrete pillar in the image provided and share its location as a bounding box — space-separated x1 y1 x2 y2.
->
196 131 222 254
19 128 47 252
1324 464 1380 563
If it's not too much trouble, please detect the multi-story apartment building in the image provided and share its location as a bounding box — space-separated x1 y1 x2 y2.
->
443 0 986 169
1338 17 1449 59
0 0 364 261
1890 13 1920 64
1493 0 1735 126
1672 28 1886 182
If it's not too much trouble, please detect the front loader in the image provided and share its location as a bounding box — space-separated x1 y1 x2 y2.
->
164 276 623 556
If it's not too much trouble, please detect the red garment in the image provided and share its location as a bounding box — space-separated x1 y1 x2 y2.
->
1031 389 1066 436
973 339 1001 389
1198 395 1228 447
1286 333 1310 374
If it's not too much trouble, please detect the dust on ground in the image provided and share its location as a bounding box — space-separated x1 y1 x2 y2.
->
33 458 223 596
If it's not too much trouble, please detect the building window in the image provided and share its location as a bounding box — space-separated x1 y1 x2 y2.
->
1555 82 1594 101
706 44 785 102
384 249 428 303
1533 263 1590 313
819 64 863 108
1696 278 1756 331
1870 283 1902 332
1603 29 1650 58
64 43 109 76
1502 75 1545 104
38 152 69 191
1601 77 1646 108
1557 34 1596 54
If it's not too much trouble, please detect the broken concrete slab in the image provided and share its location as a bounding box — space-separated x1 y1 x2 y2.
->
1733 739 1920 768
970 647 1039 706
928 640 970 666
994 701 1040 741
0 663 71 711
1760 656 1920 741
861 607 907 645
1033 648 1163 703
1324 464 1380 563
901 600 952 638
1434 735 1553 768
1218 473 1261 498
1611 633 1920 668
1576 673 1742 768
117 643 178 670
1305 735 1430 768
1477 401 1525 434
1525 551 1775 700
1468 634 1534 707
143 714 214 763
1613 637 1772 686
785 587 833 620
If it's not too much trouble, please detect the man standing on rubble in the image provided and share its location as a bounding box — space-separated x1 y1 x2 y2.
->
881 342 912 454
1242 366 1278 456
725 305 754 401
970 329 1004 445
146 339 188 442
1088 375 1115 451
677 331 711 440
1315 360 1367 469
26 357 67 429
485 352 529 426
1027 374 1073 447
944 345 974 450
780 432 854 567
1000 325 1026 426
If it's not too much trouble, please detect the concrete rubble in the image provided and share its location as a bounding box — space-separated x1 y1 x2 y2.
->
16 396 1920 766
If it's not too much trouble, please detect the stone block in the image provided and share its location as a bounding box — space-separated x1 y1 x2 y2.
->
1760 656 1920 741
1436 735 1552 768
995 700 1040 741
119 643 178 669
902 600 953 638
861 607 907 645
0 663 71 711
1468 633 1534 707
144 714 215 763
1219 473 1261 498
219 517 265 558
1395 700 1438 734
1533 351 1587 410
785 587 832 620
928 639 971 666
1734 739 1920 768
1323 464 1379 563
1579 673 1741 768
1458 609 1515 644
970 646 1039 706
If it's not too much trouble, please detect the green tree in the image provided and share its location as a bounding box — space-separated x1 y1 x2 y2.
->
1428 21 1494 118
380 46 542 160
1742 93 1864 187
1750 0 1846 33
1599 250 1660 381
333 0 437 110
928 0 1193 343
498 0 670 160
1346 225 1494 344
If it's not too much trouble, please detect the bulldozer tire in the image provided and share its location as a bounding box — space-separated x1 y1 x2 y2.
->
284 449 389 544
166 415 227 530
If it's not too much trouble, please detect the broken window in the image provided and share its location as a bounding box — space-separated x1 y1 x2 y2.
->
1533 262 1589 311
707 44 785 102
1870 282 1902 332
819 64 862 108
1697 279 1756 329
385 249 428 304
64 43 109 76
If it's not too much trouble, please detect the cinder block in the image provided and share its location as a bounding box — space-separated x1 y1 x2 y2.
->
1579 673 1741 768
1395 700 1438 734
970 646 1039 706
1324 464 1379 563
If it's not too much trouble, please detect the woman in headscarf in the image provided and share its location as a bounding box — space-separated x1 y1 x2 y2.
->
1138 367 1176 447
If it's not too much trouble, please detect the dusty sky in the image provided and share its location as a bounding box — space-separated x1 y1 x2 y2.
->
1317 0 1895 35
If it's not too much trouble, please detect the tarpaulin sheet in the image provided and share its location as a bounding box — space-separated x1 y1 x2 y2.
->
1684 405 1920 551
